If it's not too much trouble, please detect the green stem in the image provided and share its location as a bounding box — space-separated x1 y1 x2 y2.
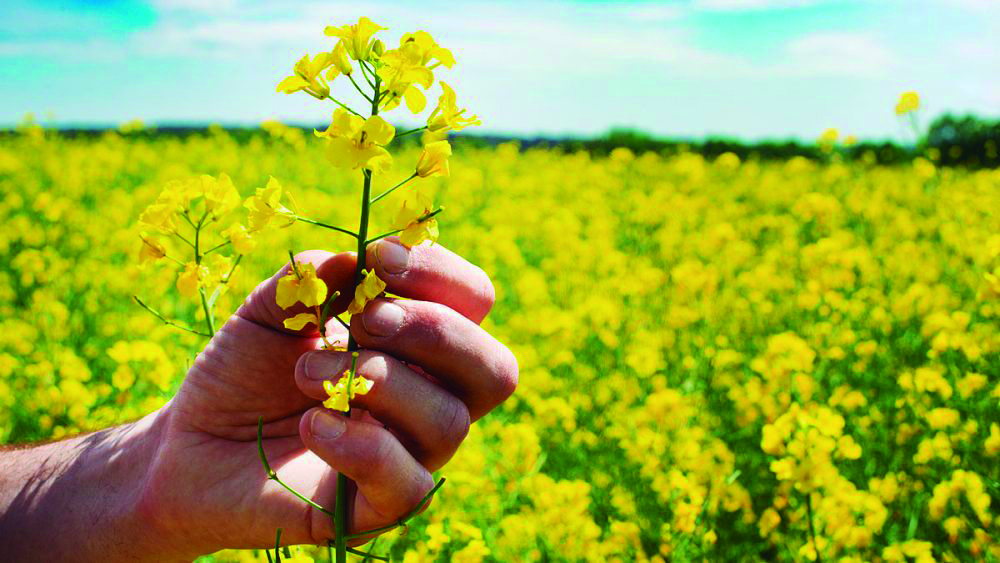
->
349 543 387 562
256 417 336 518
364 229 401 245
347 73 373 104
163 254 186 267
346 478 446 539
334 68 381 563
208 254 243 308
132 296 210 338
331 315 350 331
295 216 359 239
349 171 374 324
174 232 196 249
317 290 341 338
198 288 216 337
394 125 428 139
365 207 444 245
193 212 215 337
335 471 349 563
324 95 363 117
222 254 242 282
346 351 359 394
287 250 301 278
202 240 231 256
369 172 417 205
358 61 376 90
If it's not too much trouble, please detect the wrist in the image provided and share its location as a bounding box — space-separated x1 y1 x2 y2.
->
0 406 176 561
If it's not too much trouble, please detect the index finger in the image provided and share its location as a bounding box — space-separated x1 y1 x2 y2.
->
366 237 495 324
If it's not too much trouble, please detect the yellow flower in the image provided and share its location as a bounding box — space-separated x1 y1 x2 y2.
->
985 423 1000 456
276 262 327 309
277 52 334 98
415 140 451 178
377 31 453 113
203 253 232 285
176 262 208 298
324 17 386 61
818 128 839 146
895 91 920 115
222 224 256 255
326 41 352 79
284 312 320 331
982 268 1000 300
769 458 796 481
322 371 374 412
347 269 386 315
927 407 961 430
201 172 241 216
138 194 179 233
392 189 438 248
427 82 480 132
138 233 166 264
244 176 296 232
836 435 862 460
400 31 455 69
317 109 395 172
761 423 786 455
943 516 965 542
758 508 781 537
425 522 451 551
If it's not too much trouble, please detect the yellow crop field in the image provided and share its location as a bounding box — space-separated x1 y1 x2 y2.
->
1 124 999 562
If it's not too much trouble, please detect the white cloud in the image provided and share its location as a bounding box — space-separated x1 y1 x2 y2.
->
780 32 896 77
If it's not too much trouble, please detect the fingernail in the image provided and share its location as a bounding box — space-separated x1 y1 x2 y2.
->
311 410 346 440
304 351 348 381
376 239 409 275
362 300 405 337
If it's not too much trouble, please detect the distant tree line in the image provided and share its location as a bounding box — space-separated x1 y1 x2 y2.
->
486 114 998 169
9 114 999 168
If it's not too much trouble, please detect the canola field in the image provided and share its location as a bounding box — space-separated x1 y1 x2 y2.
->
1 124 999 562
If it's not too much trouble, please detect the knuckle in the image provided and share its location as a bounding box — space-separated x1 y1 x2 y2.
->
438 397 471 450
357 351 390 384
364 431 398 482
493 344 519 401
405 303 452 352
473 267 496 319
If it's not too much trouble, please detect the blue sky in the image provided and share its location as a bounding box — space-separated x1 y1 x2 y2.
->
1 0 997 141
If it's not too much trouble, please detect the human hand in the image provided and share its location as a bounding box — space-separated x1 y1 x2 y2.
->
138 238 517 558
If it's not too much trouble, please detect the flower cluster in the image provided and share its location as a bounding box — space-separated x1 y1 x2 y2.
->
258 17 483 561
